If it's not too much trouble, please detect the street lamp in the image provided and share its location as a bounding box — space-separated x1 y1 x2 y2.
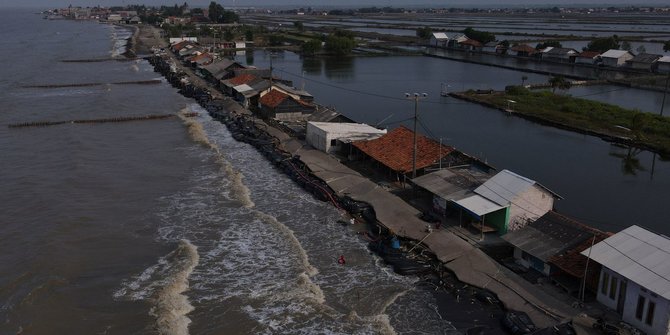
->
405 92 428 179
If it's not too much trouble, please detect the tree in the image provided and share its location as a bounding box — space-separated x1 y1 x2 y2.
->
324 32 356 56
301 39 322 55
536 40 562 49
293 21 304 31
223 29 233 41
463 27 495 44
549 75 571 93
664 41 670 52
636 45 647 54
621 41 632 51
585 36 620 52
416 26 433 39
245 29 254 41
208 1 238 23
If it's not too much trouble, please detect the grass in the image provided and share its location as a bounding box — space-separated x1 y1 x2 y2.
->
461 87 670 155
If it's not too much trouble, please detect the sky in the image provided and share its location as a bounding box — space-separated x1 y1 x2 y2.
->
5 0 670 9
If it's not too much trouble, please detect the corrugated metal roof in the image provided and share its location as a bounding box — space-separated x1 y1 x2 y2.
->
475 169 536 207
475 169 561 207
581 225 670 300
455 194 506 218
628 53 661 64
503 211 602 263
502 225 568 262
659 56 670 63
601 49 633 59
412 168 490 201
432 32 448 40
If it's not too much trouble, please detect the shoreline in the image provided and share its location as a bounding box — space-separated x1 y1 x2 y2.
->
137 23 589 333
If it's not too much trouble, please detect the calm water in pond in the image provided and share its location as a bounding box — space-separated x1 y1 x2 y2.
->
242 51 670 236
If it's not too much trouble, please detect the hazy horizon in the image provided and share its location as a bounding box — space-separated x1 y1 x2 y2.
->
6 0 670 9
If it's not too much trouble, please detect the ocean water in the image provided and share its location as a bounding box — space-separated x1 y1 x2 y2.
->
0 9 459 335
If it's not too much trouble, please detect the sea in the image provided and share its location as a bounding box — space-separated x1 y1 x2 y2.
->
0 8 463 335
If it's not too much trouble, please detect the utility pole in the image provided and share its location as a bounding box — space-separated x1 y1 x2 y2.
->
405 92 428 179
661 72 669 117
580 234 597 302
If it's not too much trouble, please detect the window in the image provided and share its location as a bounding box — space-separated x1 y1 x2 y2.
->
635 295 646 320
601 272 609 295
609 277 618 300
645 301 655 326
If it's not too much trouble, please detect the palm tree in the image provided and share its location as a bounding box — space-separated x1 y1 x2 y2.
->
549 75 572 93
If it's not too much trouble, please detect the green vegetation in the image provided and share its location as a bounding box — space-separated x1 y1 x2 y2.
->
416 26 433 39
208 1 238 23
301 39 322 55
463 87 670 154
585 35 620 52
536 41 562 49
548 76 572 93
324 30 356 56
293 21 304 31
463 27 495 44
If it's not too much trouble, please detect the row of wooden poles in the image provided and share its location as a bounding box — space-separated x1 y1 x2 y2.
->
7 112 199 129
21 79 162 89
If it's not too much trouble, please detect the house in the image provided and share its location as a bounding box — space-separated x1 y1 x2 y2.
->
220 73 258 96
200 59 245 83
106 14 122 22
267 82 314 103
458 38 483 52
502 211 609 293
126 16 141 24
259 89 315 121
187 52 214 67
600 49 635 67
351 126 454 181
511 44 538 57
446 34 467 48
581 225 670 335
627 53 662 71
306 122 387 154
658 56 670 73
411 165 494 216
429 32 449 47
575 51 601 65
481 41 500 53
542 47 578 63
451 169 561 234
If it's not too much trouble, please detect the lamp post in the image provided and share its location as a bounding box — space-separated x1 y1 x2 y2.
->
405 92 428 179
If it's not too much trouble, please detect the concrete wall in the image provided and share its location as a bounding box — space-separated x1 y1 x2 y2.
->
598 267 670 335
658 63 670 73
575 57 597 64
508 185 554 231
306 123 328 152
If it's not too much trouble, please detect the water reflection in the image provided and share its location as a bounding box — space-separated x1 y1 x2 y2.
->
610 146 645 176
302 56 323 76
324 56 355 80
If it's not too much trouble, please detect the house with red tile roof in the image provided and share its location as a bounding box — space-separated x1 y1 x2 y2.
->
511 44 538 57
259 89 315 121
351 126 454 179
575 51 601 65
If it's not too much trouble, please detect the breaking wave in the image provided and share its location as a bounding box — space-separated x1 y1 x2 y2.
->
114 240 200 335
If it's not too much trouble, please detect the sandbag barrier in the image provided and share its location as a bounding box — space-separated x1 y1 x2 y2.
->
146 54 379 223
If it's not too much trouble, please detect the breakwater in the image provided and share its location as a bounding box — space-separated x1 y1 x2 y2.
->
7 112 198 128
21 79 162 88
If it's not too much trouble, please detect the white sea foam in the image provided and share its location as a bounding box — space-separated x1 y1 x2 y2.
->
114 240 199 335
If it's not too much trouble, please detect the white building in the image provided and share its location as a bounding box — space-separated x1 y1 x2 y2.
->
169 37 198 44
600 49 635 67
306 122 386 154
581 226 670 335
658 56 670 73
429 32 449 47
472 169 560 233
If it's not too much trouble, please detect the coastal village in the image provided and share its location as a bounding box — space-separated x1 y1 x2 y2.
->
42 4 670 335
